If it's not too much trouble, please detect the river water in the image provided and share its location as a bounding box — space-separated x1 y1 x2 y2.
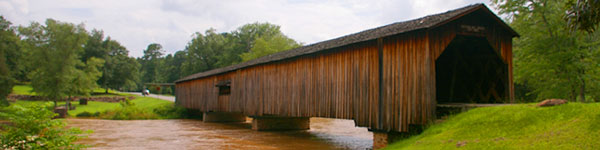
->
67 118 372 150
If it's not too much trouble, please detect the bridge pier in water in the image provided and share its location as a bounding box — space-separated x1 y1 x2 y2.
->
251 116 310 131
202 112 246 122
370 125 423 149
371 131 410 149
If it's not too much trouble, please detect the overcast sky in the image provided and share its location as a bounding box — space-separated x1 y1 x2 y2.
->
0 0 496 57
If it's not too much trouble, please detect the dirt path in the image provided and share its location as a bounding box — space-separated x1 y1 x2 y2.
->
122 92 175 102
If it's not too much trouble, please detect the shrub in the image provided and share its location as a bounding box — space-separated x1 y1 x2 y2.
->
98 99 158 120
0 104 89 149
153 104 191 119
75 111 99 117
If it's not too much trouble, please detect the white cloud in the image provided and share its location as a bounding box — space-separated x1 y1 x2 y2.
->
0 0 494 57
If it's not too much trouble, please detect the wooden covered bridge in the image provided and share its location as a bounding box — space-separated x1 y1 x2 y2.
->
175 4 518 148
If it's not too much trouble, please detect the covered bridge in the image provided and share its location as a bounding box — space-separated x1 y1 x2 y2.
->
175 3 518 148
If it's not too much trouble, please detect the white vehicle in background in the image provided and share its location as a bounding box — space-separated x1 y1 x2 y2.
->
142 89 150 96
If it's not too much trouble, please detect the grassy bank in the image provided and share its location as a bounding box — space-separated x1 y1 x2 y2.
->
12 96 173 117
11 85 35 95
10 85 183 119
385 103 600 150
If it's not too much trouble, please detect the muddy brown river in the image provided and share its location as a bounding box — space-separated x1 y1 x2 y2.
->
67 118 372 150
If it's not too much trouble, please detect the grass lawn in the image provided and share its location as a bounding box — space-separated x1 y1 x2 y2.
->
11 85 35 95
10 85 174 117
385 103 600 150
11 96 173 117
12 84 127 97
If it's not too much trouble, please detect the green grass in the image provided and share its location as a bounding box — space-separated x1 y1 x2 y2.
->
12 96 173 117
9 84 183 120
12 84 126 97
11 85 35 95
385 103 600 150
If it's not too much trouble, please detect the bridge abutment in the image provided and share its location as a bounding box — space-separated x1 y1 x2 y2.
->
202 112 246 122
372 131 410 149
251 116 310 131
371 125 423 149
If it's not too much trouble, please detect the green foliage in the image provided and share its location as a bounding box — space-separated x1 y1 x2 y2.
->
102 38 140 92
82 29 108 62
385 103 600 149
493 0 600 102
240 33 301 61
82 29 140 93
565 0 600 33
67 57 104 97
96 98 191 120
98 99 157 120
161 51 186 84
75 111 99 117
138 43 165 90
11 85 34 95
152 104 193 119
181 29 230 76
179 22 301 78
0 16 20 106
0 104 89 149
18 19 93 104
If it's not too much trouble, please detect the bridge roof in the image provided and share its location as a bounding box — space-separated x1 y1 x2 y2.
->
175 3 517 83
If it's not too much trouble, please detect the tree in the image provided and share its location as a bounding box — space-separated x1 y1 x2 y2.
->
240 33 301 61
139 43 165 88
0 16 20 106
566 0 600 33
66 57 104 97
93 38 140 93
180 22 302 77
82 29 107 62
181 29 228 76
18 19 94 107
493 0 600 102
234 22 283 53
163 51 186 83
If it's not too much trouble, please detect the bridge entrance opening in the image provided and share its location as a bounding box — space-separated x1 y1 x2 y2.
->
435 35 508 105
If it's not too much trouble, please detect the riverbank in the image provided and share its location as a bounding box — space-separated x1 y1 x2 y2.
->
385 103 600 150
9 85 176 118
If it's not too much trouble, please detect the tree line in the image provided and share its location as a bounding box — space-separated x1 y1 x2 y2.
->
492 0 600 102
137 23 301 94
0 16 300 106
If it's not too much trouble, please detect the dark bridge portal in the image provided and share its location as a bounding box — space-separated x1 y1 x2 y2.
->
436 36 509 104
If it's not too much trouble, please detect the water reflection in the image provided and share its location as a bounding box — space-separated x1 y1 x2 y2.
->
67 117 372 150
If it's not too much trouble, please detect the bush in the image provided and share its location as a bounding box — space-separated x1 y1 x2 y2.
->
98 99 158 120
153 104 191 119
75 111 99 117
0 104 89 149
97 99 197 120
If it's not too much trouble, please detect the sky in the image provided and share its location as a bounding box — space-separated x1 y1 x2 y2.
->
0 0 497 57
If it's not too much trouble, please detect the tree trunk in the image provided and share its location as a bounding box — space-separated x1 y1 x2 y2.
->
579 79 586 102
105 88 109 94
66 95 70 111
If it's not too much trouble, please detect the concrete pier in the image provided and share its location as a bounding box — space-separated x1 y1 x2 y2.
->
202 112 246 122
372 131 410 149
251 116 310 131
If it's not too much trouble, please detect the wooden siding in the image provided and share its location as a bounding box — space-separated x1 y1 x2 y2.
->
177 41 383 129
381 31 435 132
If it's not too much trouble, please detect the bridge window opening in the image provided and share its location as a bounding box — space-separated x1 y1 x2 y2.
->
216 80 231 95
435 36 508 105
